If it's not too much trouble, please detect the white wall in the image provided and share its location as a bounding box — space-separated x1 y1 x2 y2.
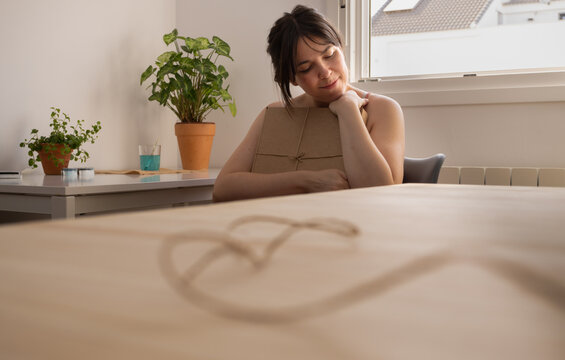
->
0 0 177 171
403 102 565 168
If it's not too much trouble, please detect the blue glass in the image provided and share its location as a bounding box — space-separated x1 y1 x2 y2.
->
139 155 160 171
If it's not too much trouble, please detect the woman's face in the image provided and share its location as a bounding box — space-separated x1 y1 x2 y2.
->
292 36 349 106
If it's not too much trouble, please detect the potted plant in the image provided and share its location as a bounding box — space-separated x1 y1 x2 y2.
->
140 29 236 170
19 107 102 175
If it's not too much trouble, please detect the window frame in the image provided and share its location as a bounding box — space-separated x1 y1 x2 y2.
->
328 0 565 107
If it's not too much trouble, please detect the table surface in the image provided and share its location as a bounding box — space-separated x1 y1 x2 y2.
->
1 184 564 360
0 168 220 196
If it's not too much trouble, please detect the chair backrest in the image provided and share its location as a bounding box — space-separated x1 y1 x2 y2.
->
403 153 446 184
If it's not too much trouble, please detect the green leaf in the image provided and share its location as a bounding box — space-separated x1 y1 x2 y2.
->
194 61 205 74
156 63 177 80
210 98 219 110
184 80 194 98
229 102 237 117
159 91 169 105
185 37 210 52
185 37 198 51
202 58 216 72
157 51 177 64
218 65 228 78
179 57 195 72
168 77 180 91
195 37 210 50
213 36 232 59
140 65 155 85
220 89 232 101
163 29 178 45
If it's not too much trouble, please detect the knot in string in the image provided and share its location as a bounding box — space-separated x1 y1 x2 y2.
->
158 215 362 323
289 152 306 163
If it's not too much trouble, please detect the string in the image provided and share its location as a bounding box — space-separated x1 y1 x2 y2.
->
255 152 343 161
158 215 565 323
293 107 309 170
252 107 345 172
159 215 365 322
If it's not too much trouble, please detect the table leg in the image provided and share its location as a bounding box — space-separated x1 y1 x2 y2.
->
51 196 76 219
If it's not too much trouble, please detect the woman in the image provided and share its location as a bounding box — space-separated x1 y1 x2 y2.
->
213 5 404 202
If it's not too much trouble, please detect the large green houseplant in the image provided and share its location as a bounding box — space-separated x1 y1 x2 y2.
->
19 107 102 175
140 29 236 169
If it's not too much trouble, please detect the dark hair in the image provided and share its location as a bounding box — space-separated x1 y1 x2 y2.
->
267 5 343 107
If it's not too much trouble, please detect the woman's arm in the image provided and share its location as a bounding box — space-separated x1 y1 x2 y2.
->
212 107 350 202
329 90 405 188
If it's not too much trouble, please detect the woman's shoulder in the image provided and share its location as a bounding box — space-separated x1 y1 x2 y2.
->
365 93 402 114
348 85 400 109
367 92 399 104
363 92 404 130
266 100 285 108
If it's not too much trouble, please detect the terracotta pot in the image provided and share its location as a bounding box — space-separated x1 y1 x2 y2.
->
38 144 72 175
174 122 215 170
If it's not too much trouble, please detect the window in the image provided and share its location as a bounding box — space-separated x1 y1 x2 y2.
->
368 0 565 79
331 0 565 106
383 0 422 13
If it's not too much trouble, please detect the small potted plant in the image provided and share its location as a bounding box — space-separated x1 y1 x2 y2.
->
140 29 236 170
20 107 102 175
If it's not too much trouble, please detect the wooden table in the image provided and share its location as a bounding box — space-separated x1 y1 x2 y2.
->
0 169 219 219
1 184 564 359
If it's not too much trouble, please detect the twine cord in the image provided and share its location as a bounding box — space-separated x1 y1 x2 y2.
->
257 153 343 161
289 152 305 163
252 107 344 171
285 108 310 170
158 215 565 323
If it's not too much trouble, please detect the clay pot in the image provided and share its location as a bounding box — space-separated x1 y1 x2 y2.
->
174 122 215 170
38 144 72 175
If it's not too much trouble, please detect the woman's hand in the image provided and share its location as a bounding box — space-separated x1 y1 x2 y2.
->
305 169 350 193
328 90 368 116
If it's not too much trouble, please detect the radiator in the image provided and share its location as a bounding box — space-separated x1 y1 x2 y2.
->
438 167 565 187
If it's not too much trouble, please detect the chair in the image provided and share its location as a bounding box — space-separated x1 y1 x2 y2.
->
403 153 446 184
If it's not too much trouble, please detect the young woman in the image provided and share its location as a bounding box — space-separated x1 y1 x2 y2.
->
212 5 405 202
